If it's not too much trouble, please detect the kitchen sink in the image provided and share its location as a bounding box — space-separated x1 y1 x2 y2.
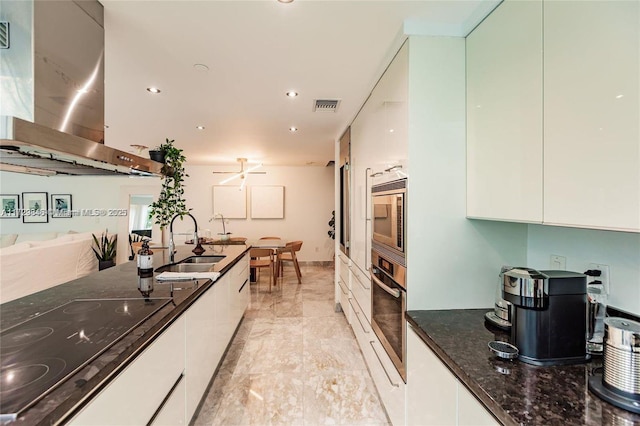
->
155 263 216 273
180 255 225 264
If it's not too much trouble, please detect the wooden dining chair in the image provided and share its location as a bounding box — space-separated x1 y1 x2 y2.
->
250 248 275 292
259 236 281 240
277 241 303 284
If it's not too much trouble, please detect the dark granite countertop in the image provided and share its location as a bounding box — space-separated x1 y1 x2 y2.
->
406 310 640 426
1 244 250 425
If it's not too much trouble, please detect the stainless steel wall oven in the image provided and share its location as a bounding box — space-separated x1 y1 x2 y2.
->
370 248 407 382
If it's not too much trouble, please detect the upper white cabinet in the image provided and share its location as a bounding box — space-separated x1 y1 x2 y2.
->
350 42 408 274
543 0 640 232
466 0 543 223
467 0 639 232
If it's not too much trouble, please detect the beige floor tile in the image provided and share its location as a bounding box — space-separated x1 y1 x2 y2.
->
193 265 389 426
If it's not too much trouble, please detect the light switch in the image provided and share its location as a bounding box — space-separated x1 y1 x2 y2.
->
550 255 566 270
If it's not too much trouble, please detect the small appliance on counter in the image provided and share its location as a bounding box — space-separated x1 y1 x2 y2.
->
502 268 589 366
588 317 640 414
485 266 513 331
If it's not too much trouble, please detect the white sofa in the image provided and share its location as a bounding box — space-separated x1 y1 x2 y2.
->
0 232 100 304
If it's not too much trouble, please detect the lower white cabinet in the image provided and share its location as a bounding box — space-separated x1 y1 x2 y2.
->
457 383 499 426
69 316 186 425
70 254 252 425
345 286 405 426
151 376 186 426
230 254 250 328
406 325 498 426
185 277 226 420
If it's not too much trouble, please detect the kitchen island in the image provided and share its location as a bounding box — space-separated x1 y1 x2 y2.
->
0 244 250 425
406 310 640 426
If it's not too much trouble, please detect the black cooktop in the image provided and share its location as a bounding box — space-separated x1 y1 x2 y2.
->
0 298 170 421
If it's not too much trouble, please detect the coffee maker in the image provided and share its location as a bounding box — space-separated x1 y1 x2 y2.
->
502 268 589 366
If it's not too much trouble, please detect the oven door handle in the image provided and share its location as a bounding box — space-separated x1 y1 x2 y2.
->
370 270 400 298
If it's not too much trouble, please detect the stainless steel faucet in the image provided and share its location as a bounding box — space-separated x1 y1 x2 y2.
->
169 213 199 263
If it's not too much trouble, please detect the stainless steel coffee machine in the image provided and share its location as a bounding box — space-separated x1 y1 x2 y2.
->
485 266 513 330
502 268 589 366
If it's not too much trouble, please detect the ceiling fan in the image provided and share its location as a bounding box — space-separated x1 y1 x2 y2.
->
212 157 265 186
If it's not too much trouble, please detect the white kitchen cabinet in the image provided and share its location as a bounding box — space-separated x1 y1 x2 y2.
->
406 325 498 426
350 42 408 274
349 264 371 323
69 316 186 425
151 377 186 426
365 335 405 426
543 0 640 232
466 0 543 223
457 383 499 426
229 254 250 328
407 324 456 425
185 279 225 420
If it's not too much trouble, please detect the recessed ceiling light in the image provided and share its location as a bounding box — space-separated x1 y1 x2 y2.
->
196 125 205 130
286 91 298 98
289 127 298 132
146 87 161 94
278 0 294 3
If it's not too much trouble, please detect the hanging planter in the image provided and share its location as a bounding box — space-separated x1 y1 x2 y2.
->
148 139 189 235
149 149 165 163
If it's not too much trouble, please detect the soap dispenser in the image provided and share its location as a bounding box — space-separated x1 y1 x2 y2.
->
137 240 154 275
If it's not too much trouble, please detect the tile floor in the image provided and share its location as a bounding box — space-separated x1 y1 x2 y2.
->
193 264 390 426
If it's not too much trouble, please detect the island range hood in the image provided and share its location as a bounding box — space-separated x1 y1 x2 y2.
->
0 0 162 176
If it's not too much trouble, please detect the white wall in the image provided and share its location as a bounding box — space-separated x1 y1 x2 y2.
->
406 36 529 311
180 165 335 262
0 171 161 263
526 224 640 316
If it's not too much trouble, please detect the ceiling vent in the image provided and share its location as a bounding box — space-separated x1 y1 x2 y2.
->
313 99 340 113
0 22 9 49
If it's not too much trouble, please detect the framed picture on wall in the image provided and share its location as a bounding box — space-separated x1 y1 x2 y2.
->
0 194 20 219
51 194 72 218
22 192 48 223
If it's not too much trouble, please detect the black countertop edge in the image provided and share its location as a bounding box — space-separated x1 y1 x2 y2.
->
1 245 251 425
405 312 515 426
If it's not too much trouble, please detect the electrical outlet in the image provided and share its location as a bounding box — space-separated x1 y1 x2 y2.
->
588 263 610 295
550 255 566 270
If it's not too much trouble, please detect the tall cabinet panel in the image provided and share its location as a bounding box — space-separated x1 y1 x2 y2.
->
350 42 408 275
466 0 543 222
543 1 640 231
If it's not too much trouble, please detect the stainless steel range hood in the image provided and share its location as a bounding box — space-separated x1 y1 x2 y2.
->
0 0 162 176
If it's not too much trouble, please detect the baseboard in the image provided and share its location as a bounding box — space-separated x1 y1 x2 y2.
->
298 260 335 267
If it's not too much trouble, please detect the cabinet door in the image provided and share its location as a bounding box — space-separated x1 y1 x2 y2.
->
544 1 640 231
466 0 543 222
69 316 186 425
406 325 456 426
151 376 186 426
457 383 498 426
350 43 408 274
230 254 249 328
185 283 221 420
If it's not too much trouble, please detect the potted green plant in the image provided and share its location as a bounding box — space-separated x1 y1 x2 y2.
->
148 138 171 163
92 230 117 270
148 139 189 234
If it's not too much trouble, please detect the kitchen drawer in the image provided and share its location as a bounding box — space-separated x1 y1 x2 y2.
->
349 264 371 323
337 278 351 323
361 332 405 426
338 253 350 284
69 316 186 425
348 295 372 350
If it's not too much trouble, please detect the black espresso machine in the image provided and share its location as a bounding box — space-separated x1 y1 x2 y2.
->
501 268 589 366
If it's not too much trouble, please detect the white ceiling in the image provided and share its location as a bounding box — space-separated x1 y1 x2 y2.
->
101 0 498 167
